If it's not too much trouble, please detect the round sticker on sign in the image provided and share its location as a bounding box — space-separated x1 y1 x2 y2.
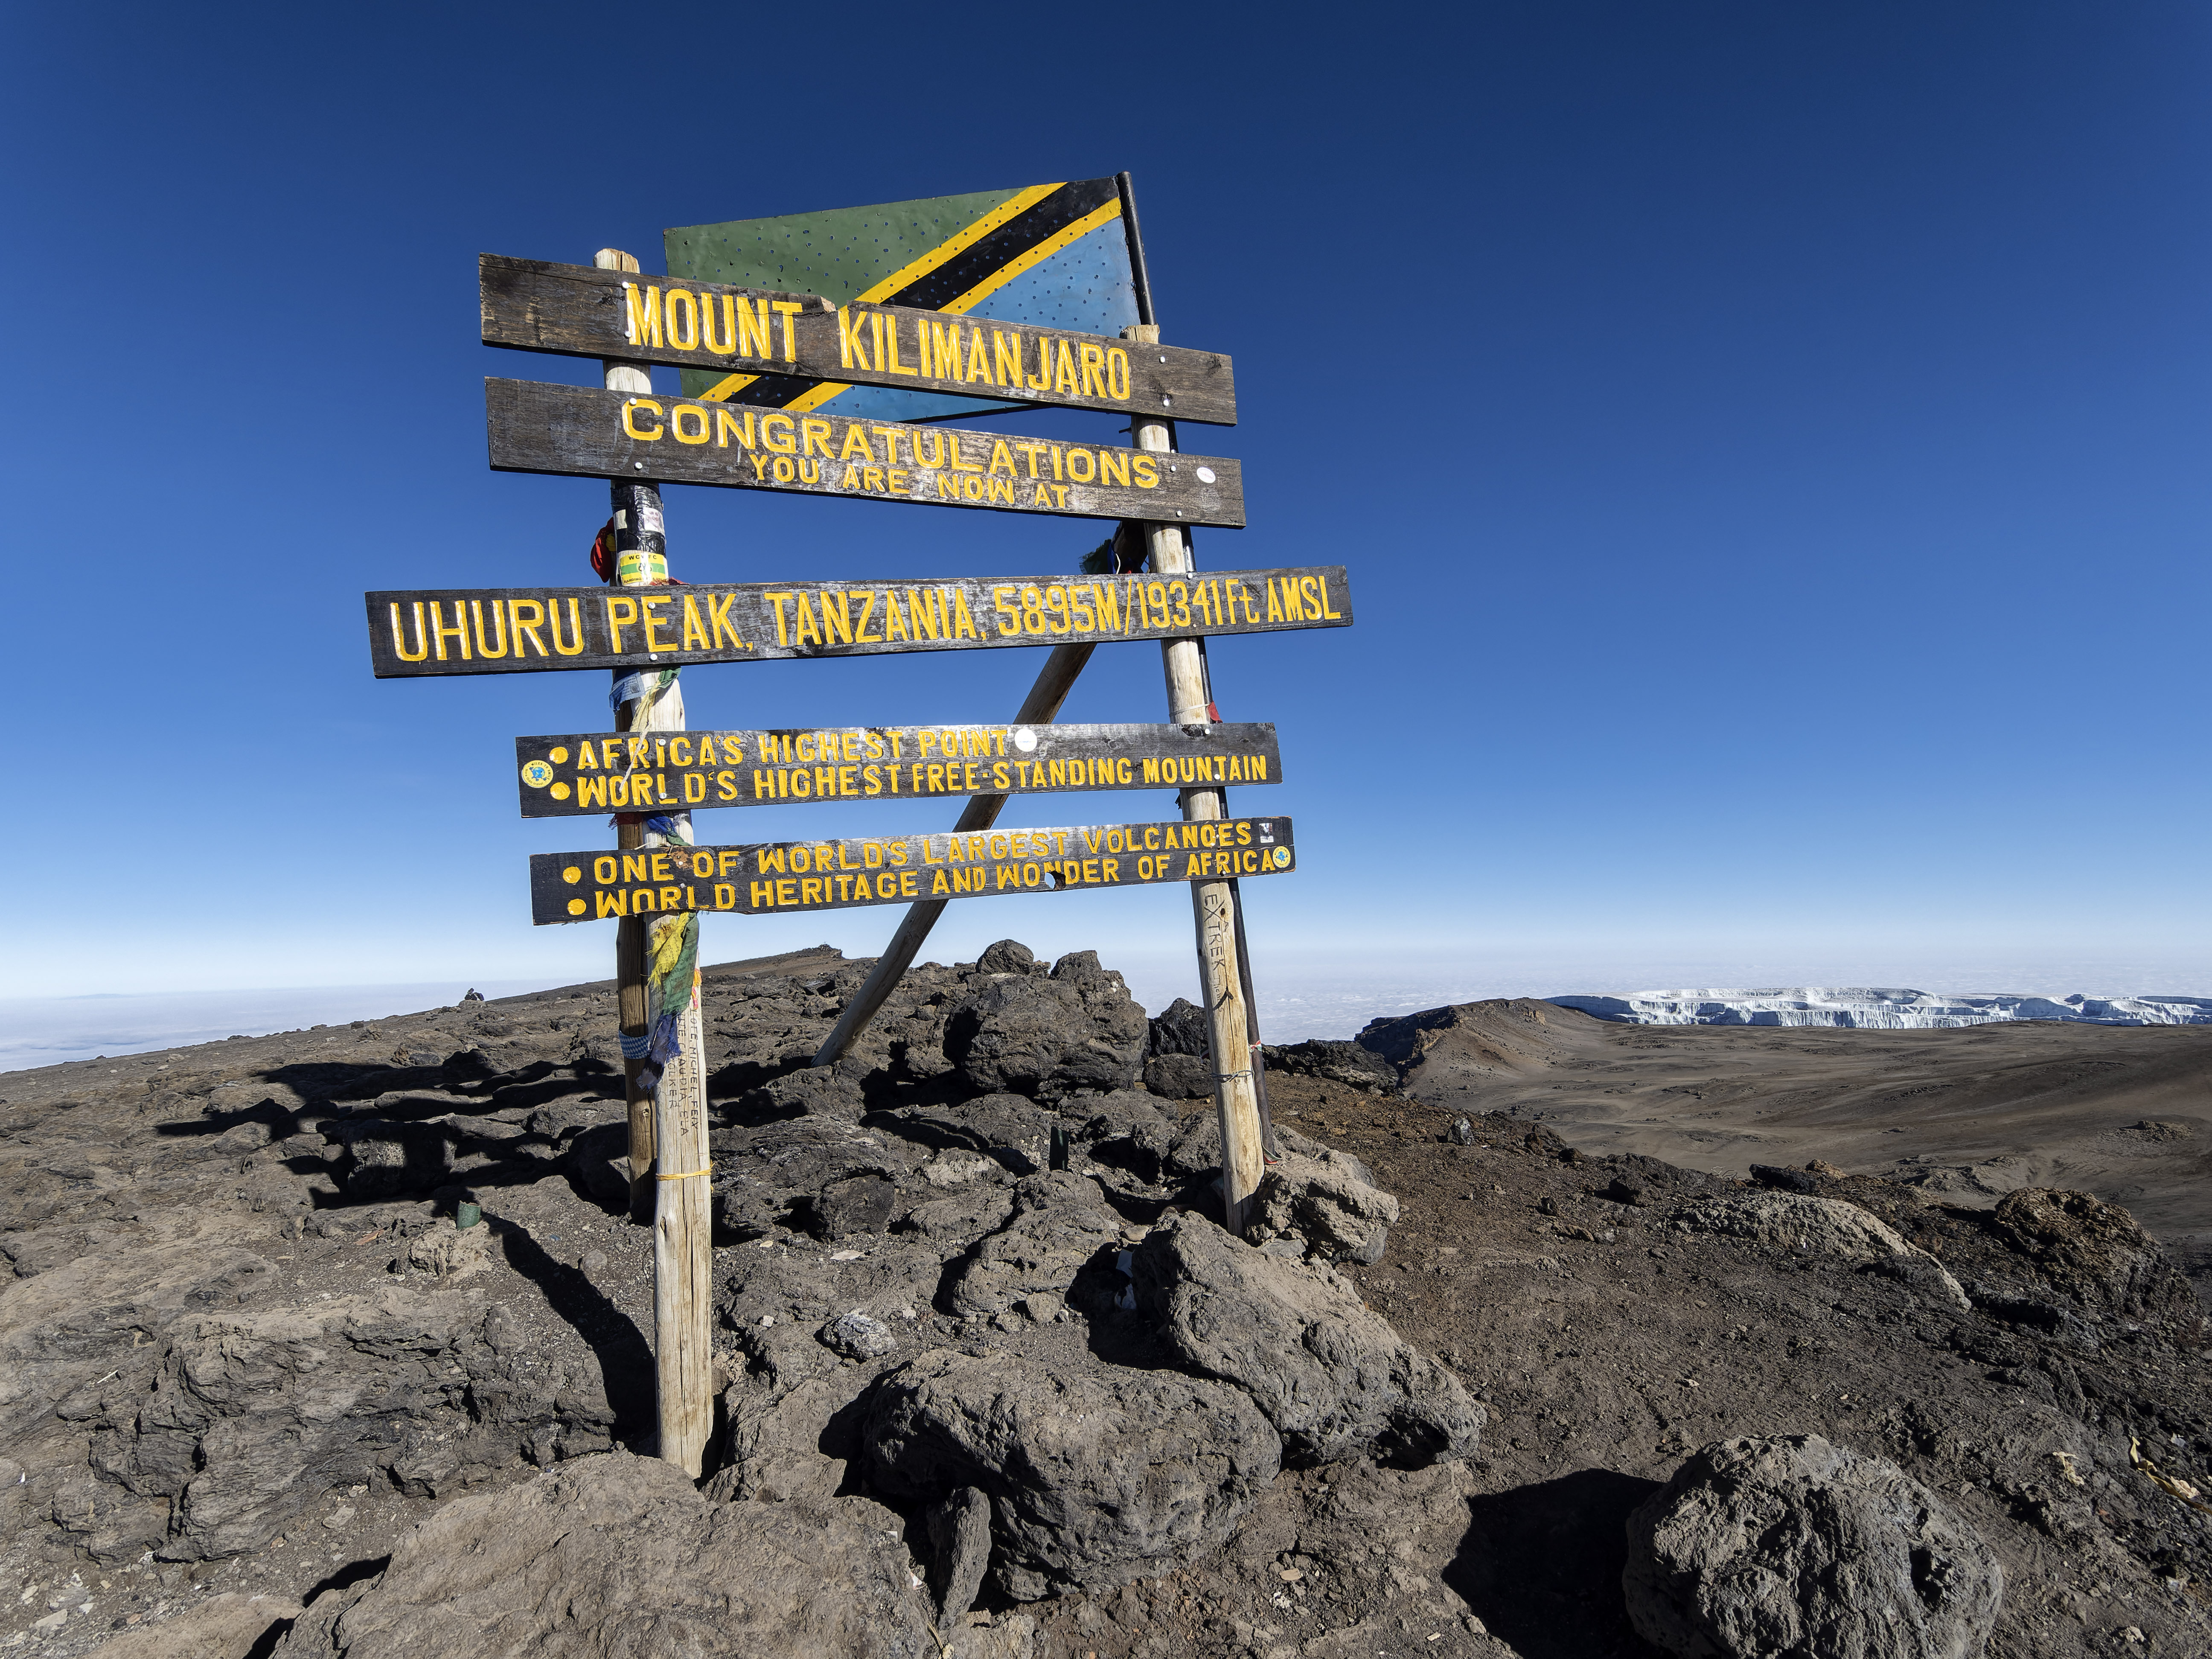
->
1272 845 1292 869
1195 466 1217 484
1012 728 1039 753
521 760 555 789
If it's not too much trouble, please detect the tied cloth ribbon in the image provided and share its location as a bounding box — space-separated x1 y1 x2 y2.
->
633 910 699 1098
609 667 681 724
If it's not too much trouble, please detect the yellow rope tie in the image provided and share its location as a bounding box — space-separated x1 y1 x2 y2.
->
655 1166 713 1182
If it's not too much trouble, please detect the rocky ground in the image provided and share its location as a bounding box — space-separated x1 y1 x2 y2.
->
0 953 2206 1658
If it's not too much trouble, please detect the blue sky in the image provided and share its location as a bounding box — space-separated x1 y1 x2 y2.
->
5 2 2207 1027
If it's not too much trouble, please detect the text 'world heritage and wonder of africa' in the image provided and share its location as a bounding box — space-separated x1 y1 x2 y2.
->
527 817 1295 924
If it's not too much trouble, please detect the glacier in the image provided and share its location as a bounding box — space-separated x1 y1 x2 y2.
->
1547 987 2212 1029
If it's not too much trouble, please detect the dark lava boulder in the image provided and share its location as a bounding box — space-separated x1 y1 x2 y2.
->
946 1171 1122 1318
1244 1148 1401 1266
942 952 1147 1099
331 1118 455 1198
1988 1188 2199 1324
1146 995 1210 1058
272 1451 953 1657
865 1346 1280 1601
1142 1051 1214 1100
731 1064 867 1123
976 938 1043 975
1624 1434 2004 1659
1143 995 1211 1094
1131 1214 1482 1467
1262 1039 1399 1093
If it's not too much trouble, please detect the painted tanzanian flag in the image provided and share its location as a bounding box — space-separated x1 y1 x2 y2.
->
663 178 1138 425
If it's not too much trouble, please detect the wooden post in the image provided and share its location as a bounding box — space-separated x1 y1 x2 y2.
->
812 638 1097 1068
595 249 660 1222
1115 172 1275 1207
596 247 713 1478
1126 323 1266 1233
1230 879 1281 1160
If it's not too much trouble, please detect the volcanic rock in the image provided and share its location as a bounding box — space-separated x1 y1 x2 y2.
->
865 1347 1281 1600
88 1591 303 1656
736 1064 868 1123
331 1118 454 1199
1132 1214 1483 1467
1142 1051 1214 1100
1263 1038 1399 1093
944 956 1147 1099
1624 1434 2004 1659
1145 995 1209 1058
1987 1187 2193 1321
270 1452 957 1658
1244 1149 1400 1266
927 1485 995 1624
1666 1192 1970 1310
812 1173 898 1241
977 939 1041 975
946 1172 1121 1318
820 1310 897 1361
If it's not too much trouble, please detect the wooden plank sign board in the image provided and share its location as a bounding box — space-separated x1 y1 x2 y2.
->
366 566 1349 678
529 816 1295 924
479 255 1236 426
516 721 1281 818
485 379 1245 527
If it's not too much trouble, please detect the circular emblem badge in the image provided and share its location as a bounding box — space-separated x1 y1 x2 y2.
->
1272 845 1292 868
1012 727 1039 753
521 760 555 789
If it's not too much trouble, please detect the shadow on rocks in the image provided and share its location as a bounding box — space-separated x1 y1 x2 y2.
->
1445 1468 1666 1659
492 1221 655 1452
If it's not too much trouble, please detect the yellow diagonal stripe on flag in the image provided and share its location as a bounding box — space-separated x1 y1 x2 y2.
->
699 183 1066 407
759 197 1124 415
853 182 1064 307
941 198 1123 316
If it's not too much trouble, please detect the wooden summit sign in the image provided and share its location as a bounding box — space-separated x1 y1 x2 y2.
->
515 720 1281 817
484 379 1245 526
479 256 1237 426
367 566 1349 677
528 815 1296 923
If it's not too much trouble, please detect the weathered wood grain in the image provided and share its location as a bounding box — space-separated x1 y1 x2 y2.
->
364 565 1350 678
514 721 1282 818
528 815 1296 924
586 246 713 1480
592 244 667 1225
1122 317 1268 1230
479 254 1236 426
484 379 1245 527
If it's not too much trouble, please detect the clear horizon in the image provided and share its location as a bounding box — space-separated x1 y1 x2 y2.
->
9 943 2207 1073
